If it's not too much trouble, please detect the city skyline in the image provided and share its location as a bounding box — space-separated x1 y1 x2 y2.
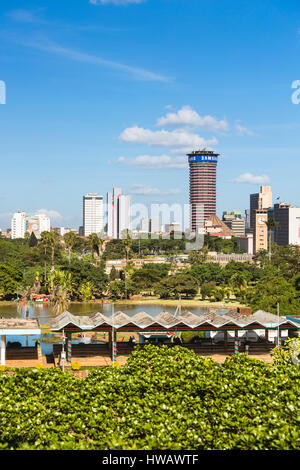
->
1 0 300 229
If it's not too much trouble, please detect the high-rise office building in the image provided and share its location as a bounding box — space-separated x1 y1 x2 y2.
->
83 193 103 237
237 233 254 255
107 187 131 238
139 218 161 235
222 212 245 237
268 203 300 246
150 217 162 234
187 149 219 233
11 212 26 239
254 210 268 253
140 218 151 233
250 186 272 232
119 194 132 238
107 187 122 239
245 209 251 231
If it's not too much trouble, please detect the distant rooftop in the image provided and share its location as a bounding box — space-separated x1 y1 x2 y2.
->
187 149 220 157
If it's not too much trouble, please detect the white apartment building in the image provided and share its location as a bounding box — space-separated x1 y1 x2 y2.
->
140 218 151 233
150 217 162 234
28 214 50 236
11 212 51 239
36 214 51 233
11 212 26 239
119 194 132 238
83 193 104 237
106 188 131 239
107 187 122 238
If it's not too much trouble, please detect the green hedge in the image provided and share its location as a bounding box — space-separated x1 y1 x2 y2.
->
0 345 299 450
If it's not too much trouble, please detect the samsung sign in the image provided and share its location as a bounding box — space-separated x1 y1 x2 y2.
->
188 155 218 163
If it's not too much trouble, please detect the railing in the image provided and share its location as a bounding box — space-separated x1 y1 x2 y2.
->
6 347 39 360
52 340 276 361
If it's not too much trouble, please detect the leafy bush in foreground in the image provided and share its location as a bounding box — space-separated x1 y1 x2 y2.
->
0 345 299 450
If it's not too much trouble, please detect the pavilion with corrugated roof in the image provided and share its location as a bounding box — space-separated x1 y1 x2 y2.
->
50 309 299 365
0 318 41 366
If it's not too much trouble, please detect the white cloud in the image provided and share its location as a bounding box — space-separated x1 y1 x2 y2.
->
35 209 62 219
118 154 188 169
235 123 256 136
14 38 170 83
128 184 181 195
119 126 218 149
234 173 270 185
90 0 145 5
7 9 46 23
157 105 229 132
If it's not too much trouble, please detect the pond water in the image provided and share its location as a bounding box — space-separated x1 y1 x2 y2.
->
0 302 229 322
0 302 229 355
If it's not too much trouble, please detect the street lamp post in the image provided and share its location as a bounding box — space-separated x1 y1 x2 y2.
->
277 302 280 347
61 329 66 372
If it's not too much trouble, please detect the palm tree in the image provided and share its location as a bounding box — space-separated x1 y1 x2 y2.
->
48 270 72 314
264 220 280 261
97 233 106 266
40 231 50 281
122 229 132 299
64 232 79 264
32 271 42 294
88 233 100 266
229 272 248 291
48 231 60 272
40 231 60 274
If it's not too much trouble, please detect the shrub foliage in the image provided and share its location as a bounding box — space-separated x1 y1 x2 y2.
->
0 345 299 450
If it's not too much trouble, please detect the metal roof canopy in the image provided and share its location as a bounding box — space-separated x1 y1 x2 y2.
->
0 318 41 366
50 310 299 333
0 318 41 336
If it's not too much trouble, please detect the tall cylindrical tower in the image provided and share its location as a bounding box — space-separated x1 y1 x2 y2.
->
187 150 219 232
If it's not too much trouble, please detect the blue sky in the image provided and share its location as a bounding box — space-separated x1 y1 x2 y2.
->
1 0 300 229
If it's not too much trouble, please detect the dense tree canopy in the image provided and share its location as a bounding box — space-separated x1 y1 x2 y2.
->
1 233 300 315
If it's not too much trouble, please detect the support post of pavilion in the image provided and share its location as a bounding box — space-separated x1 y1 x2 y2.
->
234 331 239 355
108 331 112 352
1 335 6 366
265 329 269 342
66 332 72 364
224 331 228 349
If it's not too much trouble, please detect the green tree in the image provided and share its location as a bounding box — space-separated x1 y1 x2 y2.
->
29 232 38 248
200 282 216 300
109 266 118 281
244 276 300 315
264 219 280 261
47 270 72 313
88 233 100 265
154 273 198 299
64 232 79 264
122 229 133 300
0 264 22 299
40 231 60 273
78 282 93 302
